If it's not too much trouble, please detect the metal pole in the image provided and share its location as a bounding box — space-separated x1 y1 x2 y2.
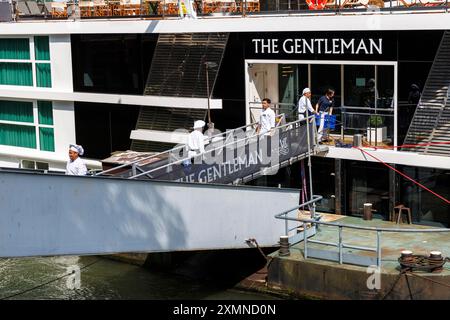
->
377 230 382 268
303 221 308 259
206 63 211 125
338 226 343 264
305 107 315 219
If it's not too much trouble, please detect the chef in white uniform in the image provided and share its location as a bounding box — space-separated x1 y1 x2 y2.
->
66 144 88 176
183 120 206 165
256 98 275 135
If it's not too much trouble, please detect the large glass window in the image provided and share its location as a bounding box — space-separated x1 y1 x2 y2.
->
0 39 30 60
0 62 33 86
400 166 450 227
344 65 375 107
0 99 55 151
0 36 51 88
345 161 390 219
311 64 341 108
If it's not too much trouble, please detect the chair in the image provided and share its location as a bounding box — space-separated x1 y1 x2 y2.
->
93 0 111 16
51 2 68 17
243 0 259 12
158 0 179 15
392 204 412 224
119 0 142 16
79 1 94 16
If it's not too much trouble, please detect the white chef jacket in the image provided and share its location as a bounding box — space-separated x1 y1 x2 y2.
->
298 96 315 117
259 107 275 134
187 130 205 158
66 157 88 176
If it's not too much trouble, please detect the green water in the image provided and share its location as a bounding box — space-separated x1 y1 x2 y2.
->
0 256 278 300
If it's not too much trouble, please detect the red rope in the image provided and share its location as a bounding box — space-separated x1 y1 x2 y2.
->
353 146 450 205
367 141 450 151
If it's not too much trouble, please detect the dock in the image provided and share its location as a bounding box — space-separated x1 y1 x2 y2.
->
256 214 450 299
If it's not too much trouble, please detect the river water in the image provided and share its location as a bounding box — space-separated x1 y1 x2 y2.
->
0 256 279 300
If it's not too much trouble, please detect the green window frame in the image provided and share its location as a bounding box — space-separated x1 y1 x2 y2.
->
0 62 33 86
34 36 50 61
0 38 30 60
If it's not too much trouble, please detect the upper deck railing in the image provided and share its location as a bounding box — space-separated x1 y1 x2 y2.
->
7 0 450 22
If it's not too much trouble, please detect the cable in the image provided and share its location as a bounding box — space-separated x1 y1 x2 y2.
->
353 146 450 204
0 258 101 300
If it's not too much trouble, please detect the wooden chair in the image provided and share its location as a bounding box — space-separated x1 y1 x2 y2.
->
215 0 237 12
241 0 259 12
202 0 217 13
120 0 143 16
158 0 179 15
51 2 68 17
79 1 94 17
391 204 412 224
93 0 111 16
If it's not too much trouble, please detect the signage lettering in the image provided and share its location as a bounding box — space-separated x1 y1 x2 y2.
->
252 38 383 55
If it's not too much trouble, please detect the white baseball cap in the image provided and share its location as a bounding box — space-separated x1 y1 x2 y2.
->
302 88 311 95
193 120 206 129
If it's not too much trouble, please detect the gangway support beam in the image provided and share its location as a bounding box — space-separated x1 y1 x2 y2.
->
0 171 299 258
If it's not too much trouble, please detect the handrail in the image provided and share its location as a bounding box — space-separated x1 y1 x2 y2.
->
275 199 450 267
129 114 316 179
96 120 259 176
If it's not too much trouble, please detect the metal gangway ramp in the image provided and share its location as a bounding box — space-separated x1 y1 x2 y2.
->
0 116 322 258
97 115 323 185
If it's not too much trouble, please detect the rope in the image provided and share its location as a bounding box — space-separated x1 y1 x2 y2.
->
0 258 101 300
404 270 450 289
382 269 406 300
353 146 450 204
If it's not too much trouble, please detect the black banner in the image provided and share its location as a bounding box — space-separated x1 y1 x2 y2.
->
131 123 315 184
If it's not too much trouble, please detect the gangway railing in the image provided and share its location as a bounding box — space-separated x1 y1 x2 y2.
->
95 121 260 177
127 114 318 184
275 200 450 267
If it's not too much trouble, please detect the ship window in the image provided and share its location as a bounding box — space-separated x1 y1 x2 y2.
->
0 123 36 149
0 36 52 88
36 63 52 88
0 100 33 123
39 127 55 152
34 36 50 61
38 101 53 125
0 100 55 151
0 38 30 60
0 62 33 86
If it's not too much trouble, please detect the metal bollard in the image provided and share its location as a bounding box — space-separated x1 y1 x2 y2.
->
363 203 373 220
353 134 363 147
279 236 290 256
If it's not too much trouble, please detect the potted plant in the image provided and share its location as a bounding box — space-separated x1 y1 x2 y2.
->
367 115 387 143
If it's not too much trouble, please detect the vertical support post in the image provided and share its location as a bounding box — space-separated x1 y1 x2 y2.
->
389 165 397 221
132 163 137 176
334 159 343 215
377 230 382 268
338 226 343 264
303 221 308 259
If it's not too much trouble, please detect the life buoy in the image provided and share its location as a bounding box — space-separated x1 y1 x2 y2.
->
306 0 327 10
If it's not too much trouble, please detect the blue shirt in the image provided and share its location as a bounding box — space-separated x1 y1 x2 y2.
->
317 95 334 113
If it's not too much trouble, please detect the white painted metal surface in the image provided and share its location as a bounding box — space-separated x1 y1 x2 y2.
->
0 171 299 257
1 13 450 35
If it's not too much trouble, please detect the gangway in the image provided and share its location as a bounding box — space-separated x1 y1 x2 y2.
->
0 115 323 258
97 115 326 185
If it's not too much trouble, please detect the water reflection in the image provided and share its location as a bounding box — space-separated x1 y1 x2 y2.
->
0 256 278 300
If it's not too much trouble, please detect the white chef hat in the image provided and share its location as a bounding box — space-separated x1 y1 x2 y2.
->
302 88 311 95
69 144 84 156
193 120 206 129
